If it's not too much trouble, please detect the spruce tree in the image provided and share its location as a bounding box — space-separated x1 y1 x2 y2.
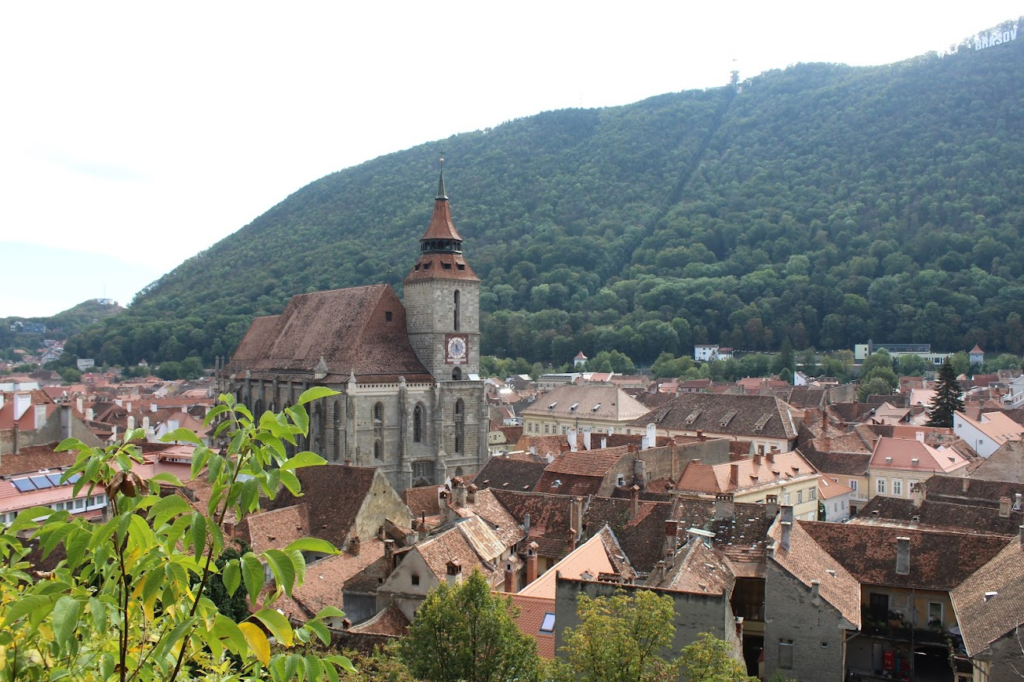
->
926 359 964 428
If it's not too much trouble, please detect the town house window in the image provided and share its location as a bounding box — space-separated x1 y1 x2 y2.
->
778 639 794 669
877 478 886 495
849 480 858 494
892 479 903 496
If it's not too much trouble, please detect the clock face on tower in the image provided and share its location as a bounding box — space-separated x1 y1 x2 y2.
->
446 334 468 364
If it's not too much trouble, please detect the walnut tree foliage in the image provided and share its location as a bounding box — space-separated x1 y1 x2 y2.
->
399 569 539 682
0 388 355 681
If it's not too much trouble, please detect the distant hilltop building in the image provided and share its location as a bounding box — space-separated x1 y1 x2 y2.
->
854 341 950 366
221 169 487 492
693 344 734 362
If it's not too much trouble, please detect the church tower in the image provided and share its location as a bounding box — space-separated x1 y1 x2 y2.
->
404 168 481 380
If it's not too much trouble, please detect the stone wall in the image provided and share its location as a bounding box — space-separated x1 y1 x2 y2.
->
554 577 739 670
763 560 847 681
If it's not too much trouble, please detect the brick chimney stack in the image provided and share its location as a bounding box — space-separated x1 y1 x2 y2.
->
503 561 515 593
526 542 539 584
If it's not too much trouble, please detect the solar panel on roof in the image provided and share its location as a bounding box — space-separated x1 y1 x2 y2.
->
29 475 53 489
67 473 81 484
13 478 35 493
46 474 63 486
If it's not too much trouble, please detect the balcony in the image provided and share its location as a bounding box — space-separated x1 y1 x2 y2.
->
861 621 953 648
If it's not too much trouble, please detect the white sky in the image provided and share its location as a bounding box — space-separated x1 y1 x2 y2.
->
1 1 1020 318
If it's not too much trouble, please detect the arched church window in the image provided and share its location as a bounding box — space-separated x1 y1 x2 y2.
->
454 399 465 454
454 290 460 331
414 404 424 443
373 402 384 459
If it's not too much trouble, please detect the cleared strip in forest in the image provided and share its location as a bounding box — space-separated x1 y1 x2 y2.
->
617 87 737 274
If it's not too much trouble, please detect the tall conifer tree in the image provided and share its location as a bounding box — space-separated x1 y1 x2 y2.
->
926 359 964 427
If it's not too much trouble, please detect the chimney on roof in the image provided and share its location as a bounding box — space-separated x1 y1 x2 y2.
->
126 401 132 413
76 397 83 414
1000 497 1012 518
446 560 463 586
151 403 157 413
645 423 656 451
634 458 647 488
127 415 135 431
349 535 361 556
962 478 970 494
766 450 775 464
913 483 924 508
896 537 911 575
60 402 72 440
729 463 739 486
504 561 515 593
419 513 428 541
567 527 577 552
765 494 779 519
810 580 820 603
86 407 94 421
915 431 925 442
781 505 794 524
142 416 150 434
523 512 531 533
384 539 396 577
526 542 539 584
571 497 584 539
653 559 666 585
1015 493 1023 512
630 485 640 520
467 484 477 505
715 493 735 520
568 427 578 452
780 521 792 551
753 452 763 467
583 427 592 451
601 436 608 449
697 430 705 442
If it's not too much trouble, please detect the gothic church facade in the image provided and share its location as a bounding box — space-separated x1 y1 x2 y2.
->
222 173 488 492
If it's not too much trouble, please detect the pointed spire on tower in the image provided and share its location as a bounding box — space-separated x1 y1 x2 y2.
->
436 153 448 200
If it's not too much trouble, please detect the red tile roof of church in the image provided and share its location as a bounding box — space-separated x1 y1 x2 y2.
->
226 285 432 382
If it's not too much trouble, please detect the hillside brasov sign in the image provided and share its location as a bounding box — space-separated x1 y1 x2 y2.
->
975 25 1018 51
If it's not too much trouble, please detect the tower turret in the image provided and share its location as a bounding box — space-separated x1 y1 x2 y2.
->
404 165 481 380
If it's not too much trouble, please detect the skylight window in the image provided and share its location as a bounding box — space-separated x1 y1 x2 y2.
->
549 402 557 409
29 475 53 489
540 613 555 633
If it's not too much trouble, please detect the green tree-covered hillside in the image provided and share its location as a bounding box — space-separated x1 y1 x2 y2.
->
66 20 1024 367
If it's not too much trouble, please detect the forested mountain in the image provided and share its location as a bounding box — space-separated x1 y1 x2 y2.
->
65 20 1024 368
